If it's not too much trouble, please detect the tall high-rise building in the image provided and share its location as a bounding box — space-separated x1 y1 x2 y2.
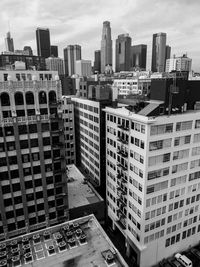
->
50 45 58 57
0 70 68 240
151 32 166 72
165 45 171 63
115 34 132 72
94 50 101 73
45 57 64 75
131 44 147 70
36 28 51 59
63 45 81 76
101 21 112 73
5 32 14 52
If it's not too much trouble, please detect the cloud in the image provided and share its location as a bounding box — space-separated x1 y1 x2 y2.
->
0 0 199 71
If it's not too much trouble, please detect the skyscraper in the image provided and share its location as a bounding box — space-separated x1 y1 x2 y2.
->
23 46 33 56
151 32 166 72
63 45 81 76
165 45 171 62
100 21 112 73
5 32 14 52
36 28 51 58
50 45 58 57
131 44 147 70
94 50 101 73
115 34 132 72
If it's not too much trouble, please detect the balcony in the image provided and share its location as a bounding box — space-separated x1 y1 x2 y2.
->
117 162 128 171
117 186 126 196
117 149 128 158
116 211 127 230
117 137 128 145
118 124 129 131
52 142 64 148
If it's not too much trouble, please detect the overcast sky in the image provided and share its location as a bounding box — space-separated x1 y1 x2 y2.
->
0 0 200 71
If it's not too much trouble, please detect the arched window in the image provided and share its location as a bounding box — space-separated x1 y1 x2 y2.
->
39 91 47 104
15 92 24 105
26 92 34 105
1 92 10 106
49 91 57 104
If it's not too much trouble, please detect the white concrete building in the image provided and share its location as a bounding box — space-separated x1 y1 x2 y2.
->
105 105 200 267
62 96 76 165
113 79 139 96
113 77 151 96
165 54 192 73
45 57 64 75
75 60 92 77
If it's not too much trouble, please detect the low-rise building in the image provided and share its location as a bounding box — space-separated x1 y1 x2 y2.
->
0 214 128 267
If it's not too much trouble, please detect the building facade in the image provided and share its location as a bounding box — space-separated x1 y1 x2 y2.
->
131 44 147 70
63 45 81 76
165 45 171 70
0 53 46 71
62 96 76 165
75 60 92 77
151 33 166 73
50 45 58 57
45 57 64 75
94 50 101 73
166 54 192 73
0 70 68 240
115 34 132 72
101 21 112 73
36 28 51 59
72 85 112 194
105 76 200 266
23 46 33 56
5 32 14 53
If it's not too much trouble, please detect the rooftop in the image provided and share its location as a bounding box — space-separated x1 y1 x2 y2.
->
0 215 128 267
67 165 103 209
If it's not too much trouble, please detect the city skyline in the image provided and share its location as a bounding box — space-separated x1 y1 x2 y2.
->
0 0 200 72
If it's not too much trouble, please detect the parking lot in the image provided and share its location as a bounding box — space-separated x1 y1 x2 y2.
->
158 244 200 267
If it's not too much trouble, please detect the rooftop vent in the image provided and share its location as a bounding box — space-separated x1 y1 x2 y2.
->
0 260 7 267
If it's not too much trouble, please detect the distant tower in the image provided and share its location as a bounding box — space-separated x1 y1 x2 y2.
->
63 45 81 76
101 21 112 73
131 44 147 70
115 34 132 72
151 32 166 72
50 45 58 57
36 28 51 58
94 50 101 73
5 32 14 52
23 46 33 56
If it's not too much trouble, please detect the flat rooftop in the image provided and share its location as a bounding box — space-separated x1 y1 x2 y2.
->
67 164 103 209
0 215 128 267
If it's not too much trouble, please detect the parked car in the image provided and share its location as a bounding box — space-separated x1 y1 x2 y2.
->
174 253 192 267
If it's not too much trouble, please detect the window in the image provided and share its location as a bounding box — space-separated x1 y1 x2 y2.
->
150 124 173 135
176 121 192 131
20 140 28 149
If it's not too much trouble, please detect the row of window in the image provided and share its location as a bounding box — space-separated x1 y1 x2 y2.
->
75 102 99 114
165 226 197 247
150 120 200 136
0 90 57 107
145 206 167 221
